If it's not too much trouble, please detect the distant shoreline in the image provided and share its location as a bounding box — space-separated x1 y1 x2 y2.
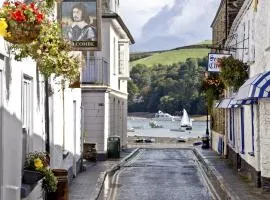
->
128 112 207 121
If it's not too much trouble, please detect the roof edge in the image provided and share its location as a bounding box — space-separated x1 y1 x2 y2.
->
211 0 226 28
102 13 135 44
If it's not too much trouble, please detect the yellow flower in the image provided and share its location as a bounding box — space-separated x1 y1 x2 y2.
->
34 158 44 170
0 18 8 37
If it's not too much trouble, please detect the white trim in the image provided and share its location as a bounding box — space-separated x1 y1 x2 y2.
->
0 67 3 200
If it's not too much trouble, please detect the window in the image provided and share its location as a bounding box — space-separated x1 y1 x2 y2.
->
229 109 232 141
118 43 125 75
250 104 255 155
232 109 235 148
240 107 245 154
113 37 116 75
22 75 33 155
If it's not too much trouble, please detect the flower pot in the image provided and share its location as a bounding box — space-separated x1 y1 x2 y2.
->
22 169 44 184
4 22 41 44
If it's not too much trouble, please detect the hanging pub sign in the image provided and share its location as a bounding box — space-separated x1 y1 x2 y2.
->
208 53 231 72
60 0 102 51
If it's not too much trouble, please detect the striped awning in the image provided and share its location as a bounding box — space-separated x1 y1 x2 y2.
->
215 101 221 108
234 99 257 105
228 99 239 108
236 71 270 100
217 98 233 108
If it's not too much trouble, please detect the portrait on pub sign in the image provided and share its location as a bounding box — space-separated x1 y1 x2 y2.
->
61 0 101 51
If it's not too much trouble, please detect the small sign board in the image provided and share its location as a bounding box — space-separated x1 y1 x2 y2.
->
208 53 231 72
60 0 102 51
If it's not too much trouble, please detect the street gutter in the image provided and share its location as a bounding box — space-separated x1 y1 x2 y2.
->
90 148 140 200
193 148 241 200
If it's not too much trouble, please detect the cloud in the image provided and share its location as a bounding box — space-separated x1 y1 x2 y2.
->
119 0 174 38
120 0 220 51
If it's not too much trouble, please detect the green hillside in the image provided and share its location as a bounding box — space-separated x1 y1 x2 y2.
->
130 40 211 67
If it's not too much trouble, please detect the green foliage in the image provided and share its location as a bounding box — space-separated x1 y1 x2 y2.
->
130 53 153 62
130 47 210 67
41 168 58 193
25 152 58 193
11 21 81 83
128 56 208 115
219 56 248 90
201 73 225 110
128 80 139 101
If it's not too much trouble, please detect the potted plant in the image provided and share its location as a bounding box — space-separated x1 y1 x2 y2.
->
0 1 44 44
24 152 58 193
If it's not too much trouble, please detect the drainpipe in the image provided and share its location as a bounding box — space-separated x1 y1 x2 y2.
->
225 0 228 39
62 83 65 151
45 78 50 154
256 103 261 187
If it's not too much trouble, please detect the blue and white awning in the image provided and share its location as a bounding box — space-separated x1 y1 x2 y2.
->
234 99 257 105
228 99 239 108
217 98 232 108
236 71 270 100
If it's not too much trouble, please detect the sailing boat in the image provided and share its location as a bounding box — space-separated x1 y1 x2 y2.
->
181 109 192 130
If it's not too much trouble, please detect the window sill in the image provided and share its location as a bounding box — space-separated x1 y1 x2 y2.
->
248 152 255 157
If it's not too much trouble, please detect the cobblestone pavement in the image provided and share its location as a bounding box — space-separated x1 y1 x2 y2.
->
195 147 270 200
69 149 135 200
69 145 270 200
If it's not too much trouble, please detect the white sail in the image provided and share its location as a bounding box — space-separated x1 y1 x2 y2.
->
180 109 191 127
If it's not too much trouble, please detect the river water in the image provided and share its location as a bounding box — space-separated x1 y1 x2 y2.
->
127 117 208 139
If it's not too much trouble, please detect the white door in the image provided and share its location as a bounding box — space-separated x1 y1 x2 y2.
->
73 100 77 176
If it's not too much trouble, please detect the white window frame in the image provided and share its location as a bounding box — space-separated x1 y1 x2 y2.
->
113 37 116 75
118 43 125 75
22 75 33 154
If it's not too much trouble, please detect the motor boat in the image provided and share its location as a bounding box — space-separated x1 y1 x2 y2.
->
154 110 175 121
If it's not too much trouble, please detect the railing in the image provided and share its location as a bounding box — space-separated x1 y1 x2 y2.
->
82 57 110 85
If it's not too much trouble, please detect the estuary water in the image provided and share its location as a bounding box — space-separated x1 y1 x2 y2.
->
127 117 208 139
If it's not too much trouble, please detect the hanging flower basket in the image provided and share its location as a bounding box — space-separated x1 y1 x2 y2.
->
0 1 44 44
4 22 41 44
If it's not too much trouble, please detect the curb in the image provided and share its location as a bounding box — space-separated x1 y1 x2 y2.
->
90 148 140 200
193 148 241 200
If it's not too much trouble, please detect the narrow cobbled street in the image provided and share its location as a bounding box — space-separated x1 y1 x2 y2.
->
99 149 212 200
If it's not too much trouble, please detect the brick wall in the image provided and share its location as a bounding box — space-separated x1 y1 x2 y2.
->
212 0 245 47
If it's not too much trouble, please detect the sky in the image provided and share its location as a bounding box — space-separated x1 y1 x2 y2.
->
119 0 221 52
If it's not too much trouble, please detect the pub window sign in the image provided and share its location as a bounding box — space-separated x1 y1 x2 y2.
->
60 0 102 51
208 53 231 72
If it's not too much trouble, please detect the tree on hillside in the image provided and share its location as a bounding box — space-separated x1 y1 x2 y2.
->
128 57 208 115
127 80 139 102
130 64 151 89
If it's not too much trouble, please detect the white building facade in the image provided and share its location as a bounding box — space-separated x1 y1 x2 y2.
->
82 0 134 159
222 0 270 191
0 3 82 200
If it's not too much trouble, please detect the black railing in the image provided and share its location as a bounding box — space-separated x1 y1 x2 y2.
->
82 57 110 85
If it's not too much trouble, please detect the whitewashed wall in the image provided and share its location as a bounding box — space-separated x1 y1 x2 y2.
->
83 92 106 152
258 99 270 177
225 0 260 172
49 79 82 175
82 16 130 153
0 38 45 200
